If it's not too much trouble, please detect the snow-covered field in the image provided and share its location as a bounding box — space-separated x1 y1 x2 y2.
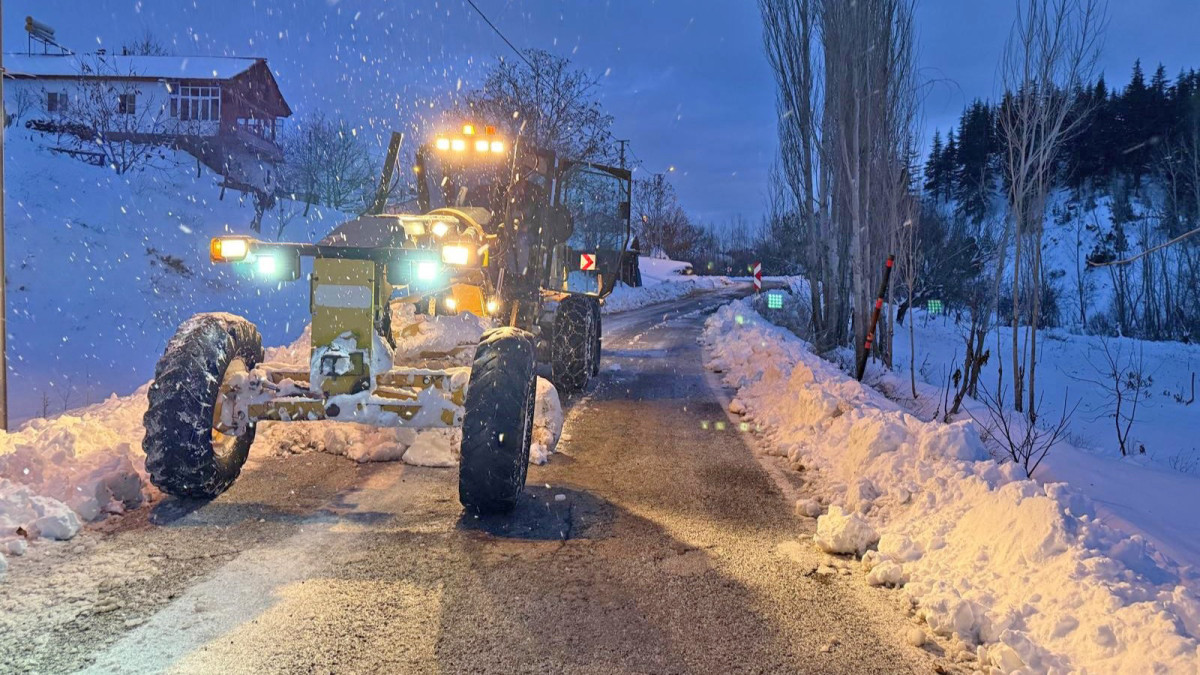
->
0 301 565 579
891 313 1200 573
703 298 1200 672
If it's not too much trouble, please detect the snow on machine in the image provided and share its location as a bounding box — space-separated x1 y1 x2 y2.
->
141 125 633 513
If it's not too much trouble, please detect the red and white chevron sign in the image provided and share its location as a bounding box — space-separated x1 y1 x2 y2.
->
580 253 596 271
753 262 762 291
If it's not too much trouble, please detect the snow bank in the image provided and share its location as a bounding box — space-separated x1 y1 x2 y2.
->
0 301 563 577
603 273 736 314
703 299 1200 673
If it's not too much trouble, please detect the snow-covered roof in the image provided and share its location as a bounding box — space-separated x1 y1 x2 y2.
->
2 53 261 80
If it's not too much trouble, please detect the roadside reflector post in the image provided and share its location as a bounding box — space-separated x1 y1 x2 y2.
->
580 253 596 271
753 261 762 293
855 254 895 382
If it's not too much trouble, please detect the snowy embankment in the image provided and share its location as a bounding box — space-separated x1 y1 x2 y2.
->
0 302 564 579
891 314 1200 572
602 256 736 314
703 299 1200 673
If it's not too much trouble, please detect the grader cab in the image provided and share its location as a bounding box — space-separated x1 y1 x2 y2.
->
142 125 633 514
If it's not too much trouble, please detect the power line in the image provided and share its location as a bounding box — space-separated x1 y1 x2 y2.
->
465 0 534 71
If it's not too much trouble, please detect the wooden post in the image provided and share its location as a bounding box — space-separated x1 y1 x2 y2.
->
855 254 894 382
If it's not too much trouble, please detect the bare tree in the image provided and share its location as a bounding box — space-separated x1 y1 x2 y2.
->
970 380 1076 477
466 49 614 163
760 0 841 350
998 0 1105 419
278 113 376 212
5 87 36 127
1072 338 1152 456
50 55 170 174
634 174 697 259
896 212 921 398
761 0 918 362
121 29 171 56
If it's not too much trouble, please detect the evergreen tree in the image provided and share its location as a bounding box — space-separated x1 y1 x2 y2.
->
940 130 959 203
924 130 944 198
954 100 995 223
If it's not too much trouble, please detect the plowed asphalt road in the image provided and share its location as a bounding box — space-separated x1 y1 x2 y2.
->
0 285 956 674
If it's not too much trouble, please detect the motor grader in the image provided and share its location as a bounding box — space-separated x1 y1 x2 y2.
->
141 125 633 513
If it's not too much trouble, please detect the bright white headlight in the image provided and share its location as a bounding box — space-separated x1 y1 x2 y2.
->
431 221 450 237
441 245 470 265
256 254 278 276
416 261 438 281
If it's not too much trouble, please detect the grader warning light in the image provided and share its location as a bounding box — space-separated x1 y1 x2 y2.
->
210 237 250 262
433 126 506 155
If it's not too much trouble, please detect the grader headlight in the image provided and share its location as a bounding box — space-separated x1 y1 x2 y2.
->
431 221 450 238
210 236 250 263
416 260 440 281
441 244 471 266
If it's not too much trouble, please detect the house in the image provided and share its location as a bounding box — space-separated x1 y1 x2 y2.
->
3 51 292 196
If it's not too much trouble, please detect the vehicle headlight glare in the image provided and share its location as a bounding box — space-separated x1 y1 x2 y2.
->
416 260 438 281
211 237 249 262
431 221 450 237
441 245 470 265
256 254 278 276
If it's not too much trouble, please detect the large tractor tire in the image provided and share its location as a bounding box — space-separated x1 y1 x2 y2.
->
551 294 596 393
459 328 537 514
143 314 263 499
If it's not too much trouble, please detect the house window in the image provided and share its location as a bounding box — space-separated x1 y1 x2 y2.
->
118 93 136 115
169 84 220 122
46 91 66 113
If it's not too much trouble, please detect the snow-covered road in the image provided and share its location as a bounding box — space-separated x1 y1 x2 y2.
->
0 285 954 673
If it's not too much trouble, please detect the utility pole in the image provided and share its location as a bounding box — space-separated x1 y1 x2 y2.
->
0 3 9 430
616 139 628 170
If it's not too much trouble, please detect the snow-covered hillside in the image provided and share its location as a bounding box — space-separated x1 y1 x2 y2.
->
4 129 339 422
704 297 1200 673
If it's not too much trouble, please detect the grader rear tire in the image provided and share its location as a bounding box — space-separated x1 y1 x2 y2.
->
551 294 596 393
459 328 537 514
143 314 263 499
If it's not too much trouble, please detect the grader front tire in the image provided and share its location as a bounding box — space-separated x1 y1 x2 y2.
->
143 314 263 499
459 328 537 514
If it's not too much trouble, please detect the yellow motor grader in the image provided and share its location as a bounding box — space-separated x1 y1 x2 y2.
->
141 125 633 513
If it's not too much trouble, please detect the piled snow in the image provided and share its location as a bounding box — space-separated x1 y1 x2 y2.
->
603 257 736 314
892 312 1200 572
703 299 1200 672
639 257 694 283
814 506 878 555
0 300 564 578
530 378 565 465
